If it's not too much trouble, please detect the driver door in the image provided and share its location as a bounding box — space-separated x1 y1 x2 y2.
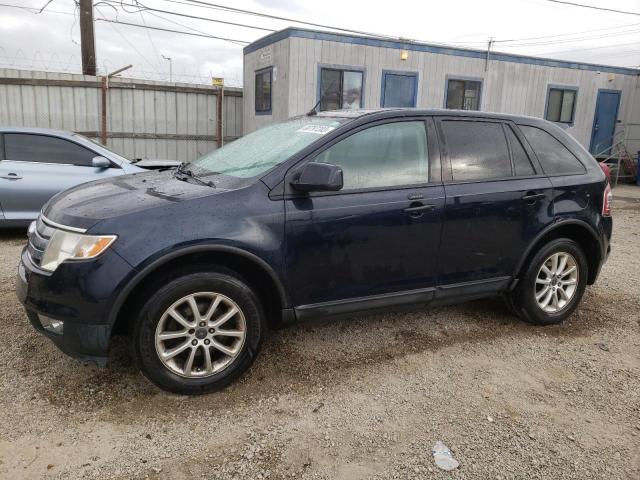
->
283 118 445 318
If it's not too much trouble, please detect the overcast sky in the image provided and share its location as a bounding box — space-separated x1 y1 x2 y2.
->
1 0 639 86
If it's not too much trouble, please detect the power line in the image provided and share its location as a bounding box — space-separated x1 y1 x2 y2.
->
174 0 435 42
105 0 486 48
177 0 400 37
95 17 250 44
541 0 640 16
95 7 163 74
0 2 74 15
38 0 54 13
101 0 276 32
164 0 640 49
494 21 640 43
143 9 247 46
536 40 640 56
497 27 640 48
139 10 164 70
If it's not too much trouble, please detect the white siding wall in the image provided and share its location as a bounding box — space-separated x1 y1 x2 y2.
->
244 36 639 151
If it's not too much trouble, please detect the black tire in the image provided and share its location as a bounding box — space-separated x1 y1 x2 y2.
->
133 270 265 394
509 238 588 325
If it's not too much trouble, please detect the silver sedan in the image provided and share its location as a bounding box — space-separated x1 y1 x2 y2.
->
0 127 179 227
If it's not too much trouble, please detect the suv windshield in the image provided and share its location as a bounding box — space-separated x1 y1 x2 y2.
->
189 117 345 178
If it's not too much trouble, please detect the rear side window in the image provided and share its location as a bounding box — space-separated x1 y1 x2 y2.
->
4 134 97 166
505 126 535 176
314 121 428 190
440 120 511 181
519 125 585 175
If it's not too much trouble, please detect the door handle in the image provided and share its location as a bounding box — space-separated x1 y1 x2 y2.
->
0 173 22 180
403 203 435 216
521 192 545 203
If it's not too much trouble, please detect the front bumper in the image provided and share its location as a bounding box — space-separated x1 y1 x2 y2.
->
17 246 134 365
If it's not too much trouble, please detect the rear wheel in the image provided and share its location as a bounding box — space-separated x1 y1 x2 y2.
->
133 271 265 394
509 239 588 325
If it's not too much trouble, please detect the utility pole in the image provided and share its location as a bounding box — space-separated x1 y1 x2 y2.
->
79 0 97 76
485 37 494 72
162 55 173 82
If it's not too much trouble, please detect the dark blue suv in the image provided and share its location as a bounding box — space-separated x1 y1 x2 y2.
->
16 109 612 394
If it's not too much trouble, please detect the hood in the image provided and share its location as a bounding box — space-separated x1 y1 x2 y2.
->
43 170 225 230
131 159 182 169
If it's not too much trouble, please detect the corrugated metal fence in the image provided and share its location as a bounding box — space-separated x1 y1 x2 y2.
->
0 68 243 162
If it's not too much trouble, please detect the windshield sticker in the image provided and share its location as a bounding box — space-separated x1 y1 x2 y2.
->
297 125 336 135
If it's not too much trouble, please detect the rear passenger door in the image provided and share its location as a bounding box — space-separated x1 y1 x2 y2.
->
435 117 553 294
0 133 121 221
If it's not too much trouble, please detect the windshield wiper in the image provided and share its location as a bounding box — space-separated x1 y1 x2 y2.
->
174 162 215 188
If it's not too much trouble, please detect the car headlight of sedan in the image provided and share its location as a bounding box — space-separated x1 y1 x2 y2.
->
40 230 117 272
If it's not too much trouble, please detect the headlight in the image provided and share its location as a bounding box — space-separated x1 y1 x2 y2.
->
40 230 117 272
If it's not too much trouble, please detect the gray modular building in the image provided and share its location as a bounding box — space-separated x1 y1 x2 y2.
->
243 28 640 157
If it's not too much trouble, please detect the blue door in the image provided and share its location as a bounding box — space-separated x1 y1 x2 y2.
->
381 71 418 108
589 89 621 156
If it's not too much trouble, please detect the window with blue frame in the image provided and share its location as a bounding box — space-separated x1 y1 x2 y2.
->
446 78 481 110
255 67 272 114
319 68 363 111
381 71 417 108
546 87 577 124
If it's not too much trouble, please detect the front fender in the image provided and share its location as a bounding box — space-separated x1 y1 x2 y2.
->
106 242 290 327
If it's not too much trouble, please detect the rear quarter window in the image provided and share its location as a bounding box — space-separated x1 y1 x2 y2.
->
519 125 585 175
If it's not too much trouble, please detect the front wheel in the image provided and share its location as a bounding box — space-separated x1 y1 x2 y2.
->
133 271 265 394
509 238 588 325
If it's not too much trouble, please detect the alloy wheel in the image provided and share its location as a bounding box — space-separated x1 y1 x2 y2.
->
534 252 579 313
155 292 246 378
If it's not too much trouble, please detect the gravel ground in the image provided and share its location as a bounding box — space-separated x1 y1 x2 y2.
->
0 196 638 480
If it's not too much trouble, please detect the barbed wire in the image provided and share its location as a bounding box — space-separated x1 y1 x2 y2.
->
0 50 243 87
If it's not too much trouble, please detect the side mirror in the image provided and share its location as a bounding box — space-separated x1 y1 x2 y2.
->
92 156 111 169
292 162 343 192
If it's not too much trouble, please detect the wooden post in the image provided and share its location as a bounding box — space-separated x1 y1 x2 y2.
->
101 76 108 145
79 0 97 76
212 77 225 148
220 86 224 147
216 88 223 148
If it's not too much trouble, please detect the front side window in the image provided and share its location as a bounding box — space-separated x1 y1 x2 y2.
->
440 120 511 181
546 87 576 124
519 125 585 175
255 67 272 113
314 121 428 190
4 134 97 166
320 68 363 111
190 117 346 179
446 79 482 111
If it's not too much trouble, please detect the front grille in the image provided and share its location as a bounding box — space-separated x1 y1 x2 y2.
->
27 216 56 267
